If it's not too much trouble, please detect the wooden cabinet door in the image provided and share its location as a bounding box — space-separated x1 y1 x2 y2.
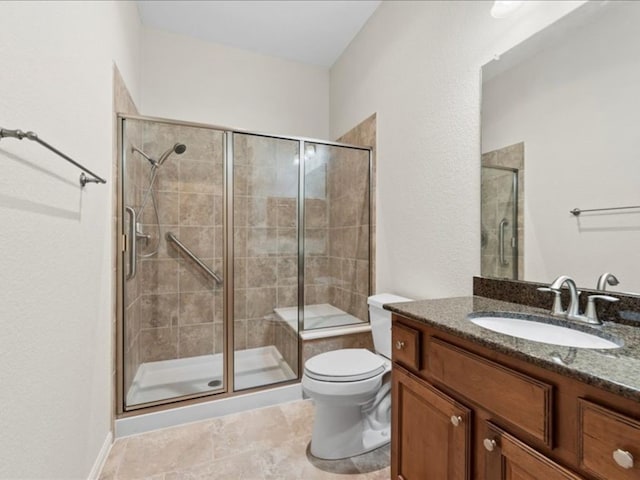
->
392 366 471 480
484 423 585 480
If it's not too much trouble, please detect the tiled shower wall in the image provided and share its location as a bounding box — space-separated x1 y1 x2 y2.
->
331 114 376 322
481 142 524 279
326 147 370 321
302 143 330 308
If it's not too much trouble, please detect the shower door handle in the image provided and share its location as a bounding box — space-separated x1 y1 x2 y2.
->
499 218 509 267
126 206 137 280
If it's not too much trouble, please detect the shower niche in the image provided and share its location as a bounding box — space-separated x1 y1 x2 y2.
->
118 115 372 412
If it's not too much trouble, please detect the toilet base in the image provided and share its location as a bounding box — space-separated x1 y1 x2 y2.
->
309 401 390 460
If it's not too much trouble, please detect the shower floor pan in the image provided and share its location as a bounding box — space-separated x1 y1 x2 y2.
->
126 345 295 407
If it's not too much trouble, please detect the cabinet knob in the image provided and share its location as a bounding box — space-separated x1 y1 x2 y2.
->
483 438 497 452
613 449 634 469
450 415 462 427
395 340 406 350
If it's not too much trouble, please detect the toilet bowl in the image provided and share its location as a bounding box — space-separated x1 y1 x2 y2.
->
302 293 412 460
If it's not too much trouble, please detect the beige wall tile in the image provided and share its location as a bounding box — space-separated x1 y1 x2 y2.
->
276 256 298 286
179 324 214 358
246 318 275 349
277 286 298 308
248 228 278 256
246 257 278 288
246 287 277 319
140 259 179 295
179 292 214 325
139 327 178 362
140 293 179 328
178 226 215 259
179 160 219 194
179 193 214 226
178 257 219 292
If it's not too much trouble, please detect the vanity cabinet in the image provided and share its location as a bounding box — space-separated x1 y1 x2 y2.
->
393 367 471 480
391 314 640 480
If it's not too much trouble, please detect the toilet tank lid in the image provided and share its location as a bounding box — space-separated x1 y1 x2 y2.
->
368 293 413 309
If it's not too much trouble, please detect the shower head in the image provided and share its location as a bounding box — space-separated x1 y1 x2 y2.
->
157 143 187 166
131 143 186 168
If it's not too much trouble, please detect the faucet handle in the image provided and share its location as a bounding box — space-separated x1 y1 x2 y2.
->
537 287 564 316
585 295 619 324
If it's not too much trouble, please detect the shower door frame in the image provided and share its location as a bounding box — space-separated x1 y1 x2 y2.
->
116 113 373 416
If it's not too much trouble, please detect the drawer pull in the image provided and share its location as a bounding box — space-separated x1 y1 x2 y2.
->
450 415 462 427
483 438 497 452
395 340 406 350
613 449 634 469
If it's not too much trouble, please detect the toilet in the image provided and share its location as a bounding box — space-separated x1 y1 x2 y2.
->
302 293 412 460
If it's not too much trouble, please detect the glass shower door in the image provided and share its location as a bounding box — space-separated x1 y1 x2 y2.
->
231 133 300 390
481 166 518 279
303 143 371 330
121 117 226 409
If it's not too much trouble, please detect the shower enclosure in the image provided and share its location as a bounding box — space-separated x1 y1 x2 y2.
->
117 115 372 412
480 166 518 279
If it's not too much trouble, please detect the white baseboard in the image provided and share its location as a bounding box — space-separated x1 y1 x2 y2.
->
87 431 113 480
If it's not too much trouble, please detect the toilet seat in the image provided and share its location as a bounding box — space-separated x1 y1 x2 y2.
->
304 349 385 382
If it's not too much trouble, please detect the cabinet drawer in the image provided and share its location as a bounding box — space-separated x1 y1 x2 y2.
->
484 423 584 479
392 323 421 371
428 338 553 446
579 399 640 480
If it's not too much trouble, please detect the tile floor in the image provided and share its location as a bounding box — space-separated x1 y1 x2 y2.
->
100 400 390 480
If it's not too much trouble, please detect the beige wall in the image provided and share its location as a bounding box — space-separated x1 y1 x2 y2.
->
0 2 141 478
140 27 330 139
330 0 585 299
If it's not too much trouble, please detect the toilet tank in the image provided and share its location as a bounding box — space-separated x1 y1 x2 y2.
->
368 294 412 359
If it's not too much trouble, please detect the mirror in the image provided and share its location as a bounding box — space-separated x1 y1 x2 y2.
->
480 1 640 295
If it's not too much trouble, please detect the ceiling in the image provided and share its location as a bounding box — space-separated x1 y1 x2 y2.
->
136 1 381 67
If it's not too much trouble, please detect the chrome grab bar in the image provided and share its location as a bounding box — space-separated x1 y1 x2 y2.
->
166 231 223 285
125 207 137 280
499 218 509 266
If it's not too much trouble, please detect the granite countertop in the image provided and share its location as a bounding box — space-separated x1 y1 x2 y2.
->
385 296 640 401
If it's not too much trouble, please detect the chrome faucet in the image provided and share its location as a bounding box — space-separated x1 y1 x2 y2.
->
549 275 581 320
539 275 619 325
597 272 619 291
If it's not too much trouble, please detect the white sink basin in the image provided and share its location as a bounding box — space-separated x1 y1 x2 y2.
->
469 315 623 349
